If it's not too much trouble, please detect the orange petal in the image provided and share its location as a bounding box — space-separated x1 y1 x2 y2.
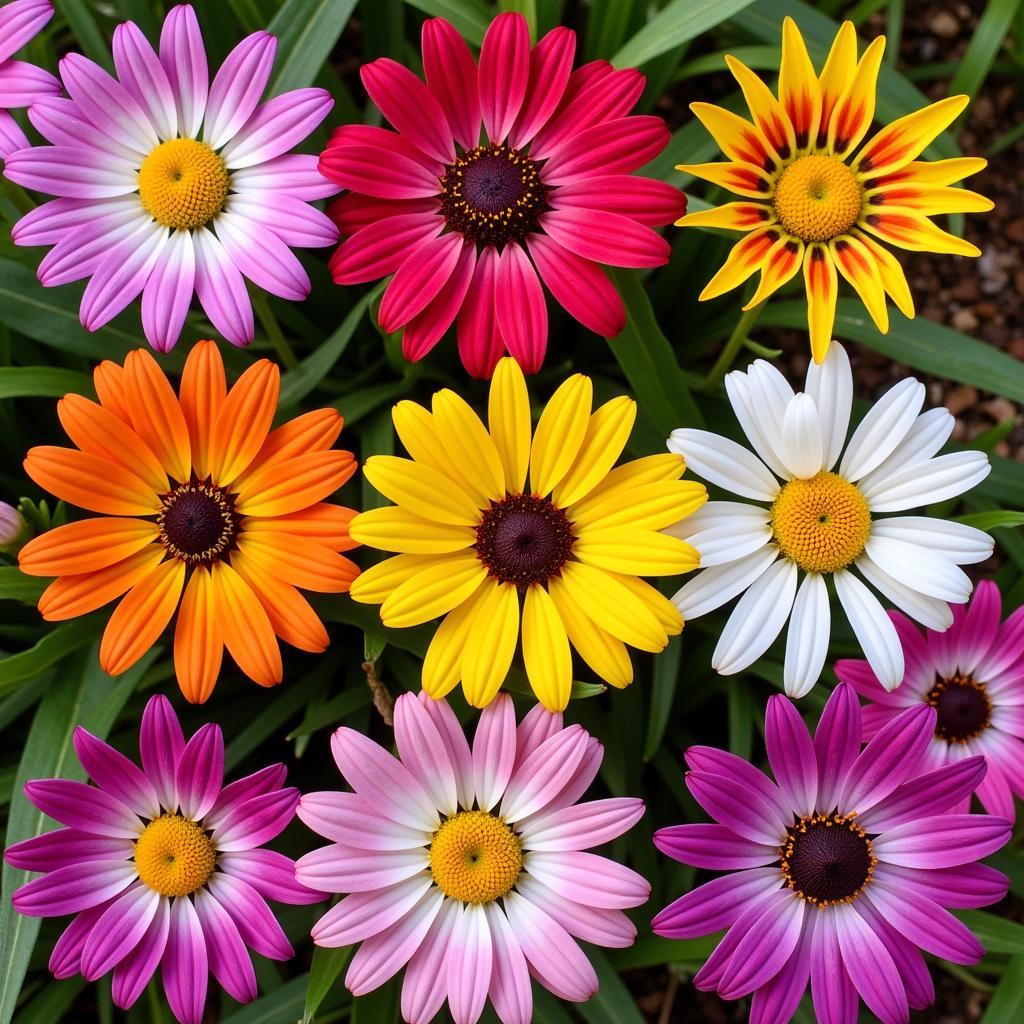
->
92 360 132 424
124 349 192 483
242 502 358 550
699 225 782 301
209 359 280 485
57 394 168 493
232 550 330 654
860 208 981 257
236 532 360 593
240 408 344 482
20 517 159 577
24 447 161 516
236 450 357 517
173 566 223 704
854 95 968 177
803 243 838 363
862 183 992 215
179 340 226 480
210 561 283 687
38 545 165 620
827 36 885 158
745 235 805 309
99 557 185 675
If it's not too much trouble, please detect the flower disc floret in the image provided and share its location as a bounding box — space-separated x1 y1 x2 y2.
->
138 138 229 230
429 810 523 903
134 814 216 897
773 155 862 242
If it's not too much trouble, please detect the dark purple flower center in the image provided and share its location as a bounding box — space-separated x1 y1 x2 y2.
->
781 813 875 907
928 674 992 743
440 143 547 247
159 480 238 566
475 494 574 588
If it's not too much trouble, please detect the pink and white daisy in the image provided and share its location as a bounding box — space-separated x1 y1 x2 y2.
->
5 694 323 1024
653 684 1010 1024
321 12 684 377
4 4 338 352
838 579 1024 823
297 692 649 1024
0 0 60 157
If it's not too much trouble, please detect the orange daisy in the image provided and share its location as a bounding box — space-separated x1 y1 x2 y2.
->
19 341 359 702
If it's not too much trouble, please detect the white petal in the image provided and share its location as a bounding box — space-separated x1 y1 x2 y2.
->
747 360 795 444
671 545 778 619
857 408 953 492
861 451 991 513
864 535 972 603
870 517 994 566
780 393 825 479
839 378 925 481
667 429 779 501
712 559 798 675
663 501 772 568
834 569 904 688
784 573 830 698
724 371 791 479
805 342 852 471
855 553 954 631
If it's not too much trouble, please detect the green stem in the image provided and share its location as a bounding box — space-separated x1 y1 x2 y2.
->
252 291 298 369
698 299 767 391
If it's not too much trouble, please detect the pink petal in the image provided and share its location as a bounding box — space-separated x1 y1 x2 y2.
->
472 693 517 813
494 241 547 373
231 153 337 201
764 694 817 817
0 60 61 107
24 778 141 838
652 868 782 940
478 13 530 143
401 899 459 1024
139 694 184 811
500 724 589 823
513 704 563 772
219 848 325 905
873 814 1011 869
207 873 292 960
162 895 207 1024
73 726 160 819
854 899 934 1012
509 27 575 149
27 94 139 164
956 579 1002 673
551 173 686 226
749 917 813 1024
3 145 137 198
4 828 131 871
525 850 650 909
653 823 778 870
159 3 208 139
833 902 910 1023
540 207 670 268
419 694 474 808
81 882 160 980
215 209 310 301
193 225 255 346
175 721 223 820
685 772 786 847
541 736 602 814
50 899 113 978
112 21 176 140
13 860 136 916
228 193 337 248
813 682 863 810
80 224 168 332
808 913 858 1024
205 764 287 827
141 228 196 353
319 124 443 199
887 862 1009 910
521 797 644 851
484 903 532 1024
38 210 147 287
447 904 492 1024
329 211 443 285
111 897 170 1010
0 0 54 65
328 193 437 235
976 606 1024 681
0 110 28 158
541 114 669 184
311 875 432 947
203 30 275 150
402 240 476 362
296 843 426 893
213 787 299 852
422 17 480 151
193 888 257 1003
297 790 429 850
378 231 463 333
456 244 504 378
221 87 332 169
394 691 459 817
515 875 636 948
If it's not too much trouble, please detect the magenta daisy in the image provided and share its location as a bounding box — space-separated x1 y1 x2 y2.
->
321 12 684 377
0 0 60 158
296 692 649 1024
652 684 1010 1024
4 4 337 352
4 695 323 1024
838 579 1024 824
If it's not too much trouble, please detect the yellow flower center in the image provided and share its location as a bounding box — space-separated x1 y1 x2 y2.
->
771 471 870 574
138 138 229 230
134 814 216 897
773 155 862 242
429 810 522 904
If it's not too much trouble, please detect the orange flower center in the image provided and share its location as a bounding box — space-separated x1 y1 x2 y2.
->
773 155 863 242
134 814 216 897
138 138 229 230
429 811 523 904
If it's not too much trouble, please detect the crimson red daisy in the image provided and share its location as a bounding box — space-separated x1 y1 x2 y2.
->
320 12 684 377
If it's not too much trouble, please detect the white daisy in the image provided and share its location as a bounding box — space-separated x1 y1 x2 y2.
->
667 343 993 696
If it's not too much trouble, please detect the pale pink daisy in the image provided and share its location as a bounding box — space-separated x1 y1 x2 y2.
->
838 579 1024 823
0 0 60 157
296 692 649 1024
4 4 338 351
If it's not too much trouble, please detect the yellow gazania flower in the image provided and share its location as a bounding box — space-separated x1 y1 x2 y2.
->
348 358 707 712
677 16 992 361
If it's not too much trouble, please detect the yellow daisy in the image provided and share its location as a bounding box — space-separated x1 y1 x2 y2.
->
677 16 992 361
348 358 707 711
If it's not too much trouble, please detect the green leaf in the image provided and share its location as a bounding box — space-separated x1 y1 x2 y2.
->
222 976 309 1023
267 0 360 94
352 977 400 1023
958 510 1024 532
56 1 115 71
0 367 92 400
401 0 491 46
576 949 646 1024
644 634 680 759
303 946 351 1023
612 0 757 68
948 0 1022 102
609 934 719 970
981 953 1024 1023
960 910 1024 954
0 646 154 1024
0 618 100 696
0 567 45 605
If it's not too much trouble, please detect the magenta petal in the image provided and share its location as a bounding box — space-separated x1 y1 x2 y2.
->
203 30 275 150
140 694 184 812
228 193 337 249
513 702 563 772
718 889 804 1000
0 110 29 158
809 913 859 1024
422 17 480 151
540 207 670 268
81 226 168 333
141 228 196 353
542 114 669 184
159 3 208 139
552 173 686 226
516 875 636 948
814 682 862 810
205 764 287 827
112 897 170 1010
24 778 141 838
542 736 602 814
401 899 458 1024
296 843 425 893
471 693 517 814
419 693 474 808
523 796 644 852
0 0 54 65
478 13 530 143
485 902 533 1024
361 57 455 164
3 145 136 199
494 241 547 374
976 605 1024 681
456 244 504 378
49 899 112 979
5 827 131 871
378 232 463 333
329 211 443 285
527 234 624 338
81 882 160 981
653 823 778 870
219 848 325 905
193 226 255 346
764 694 818 817
833 904 908 1024
213 787 299 852
973 746 1017 822
401 240 476 363
509 27 575 149
175 721 224 820
749 917 812 1024
162 895 207 1024
221 87 332 169
215 209 310 301
873 814 1011 869
207 873 293 960
193 888 257 1004
884 862 1009 909
854 899 934 1011
956 579 1002 672
311 875 432 948
112 21 176 140
652 868 783 940
685 772 786 846
0 60 61 107
37 210 144 288
14 860 135 916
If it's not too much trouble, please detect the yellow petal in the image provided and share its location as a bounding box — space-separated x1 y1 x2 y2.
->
572 479 707 531
676 161 774 201
779 16 821 152
422 579 493 700
350 506 476 554
615 573 685 633
529 374 592 497
689 101 780 170
860 207 981 257
854 95 968 176
548 574 633 688
869 156 986 188
552 396 635 508
380 550 487 628
363 455 482 526
817 21 858 146
744 235 805 310
461 582 519 708
349 552 452 604
803 243 838 363
828 35 885 157
852 228 915 319
488 357 531 494
725 55 795 161
574 527 700 576
432 389 505 502
521 584 572 712
700 225 782 302
864 183 993 215
830 234 889 334
675 202 776 232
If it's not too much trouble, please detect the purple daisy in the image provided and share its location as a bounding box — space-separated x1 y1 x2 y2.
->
0 0 60 158
4 3 338 352
4 694 323 1024
652 683 1010 1024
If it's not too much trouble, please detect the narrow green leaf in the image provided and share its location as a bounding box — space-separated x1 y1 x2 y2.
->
960 910 1024 954
0 366 92 400
577 949 646 1024
500 0 537 39
303 946 351 1023
0 567 45 604
644 634 680 759
11 978 84 1024
56 0 115 71
401 0 491 46
609 934 719 970
949 0 1021 101
222 976 309 1023
0 618 99 696
267 0 359 94
352 977 400 1023
981 953 1024 1023
958 510 1024 532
